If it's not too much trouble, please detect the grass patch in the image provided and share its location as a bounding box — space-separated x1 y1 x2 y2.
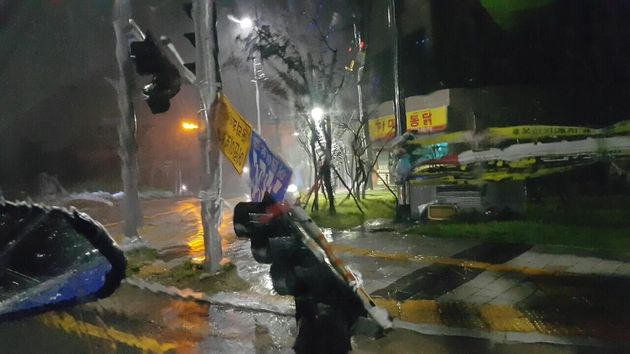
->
125 248 159 276
146 260 249 294
126 247 249 294
405 196 630 259
306 188 396 230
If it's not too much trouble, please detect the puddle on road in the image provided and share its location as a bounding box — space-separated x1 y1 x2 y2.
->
226 239 277 296
519 273 630 344
200 307 296 353
157 205 235 264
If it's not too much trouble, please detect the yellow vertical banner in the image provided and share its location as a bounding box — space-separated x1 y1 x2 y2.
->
368 115 396 141
215 95 253 174
406 106 447 133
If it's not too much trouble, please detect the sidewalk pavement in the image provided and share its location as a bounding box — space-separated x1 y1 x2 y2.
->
330 231 630 347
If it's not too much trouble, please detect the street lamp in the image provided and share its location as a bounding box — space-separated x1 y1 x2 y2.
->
228 14 264 136
239 17 253 30
176 120 199 196
181 121 199 130
227 15 254 30
310 107 324 124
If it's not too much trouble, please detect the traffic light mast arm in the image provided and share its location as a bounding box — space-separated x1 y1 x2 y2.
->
128 19 146 41
160 36 196 85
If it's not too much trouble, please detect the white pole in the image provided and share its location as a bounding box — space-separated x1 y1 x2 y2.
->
193 0 223 272
253 58 262 136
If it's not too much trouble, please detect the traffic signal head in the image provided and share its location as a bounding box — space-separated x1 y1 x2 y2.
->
130 32 182 114
233 194 373 350
233 194 295 263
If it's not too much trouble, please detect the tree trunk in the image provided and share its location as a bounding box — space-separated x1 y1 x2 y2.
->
357 61 373 196
323 116 336 215
112 0 143 240
194 0 223 273
353 16 373 196
310 134 319 212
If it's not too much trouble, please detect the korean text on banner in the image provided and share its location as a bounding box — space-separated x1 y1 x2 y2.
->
368 115 396 141
248 131 293 202
216 95 253 174
406 106 447 133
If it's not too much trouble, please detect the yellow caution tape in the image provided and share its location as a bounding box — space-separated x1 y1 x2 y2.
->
487 125 597 143
405 120 630 147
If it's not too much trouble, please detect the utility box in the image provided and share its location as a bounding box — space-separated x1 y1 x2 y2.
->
481 181 526 214
410 181 526 220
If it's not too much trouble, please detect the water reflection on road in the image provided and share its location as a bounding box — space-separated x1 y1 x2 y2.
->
3 199 627 353
0 282 297 353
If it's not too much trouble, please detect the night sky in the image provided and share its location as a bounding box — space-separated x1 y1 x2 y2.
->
0 0 337 195
4 0 630 196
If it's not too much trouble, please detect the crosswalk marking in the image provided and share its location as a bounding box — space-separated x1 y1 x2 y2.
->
375 298 541 334
332 243 578 278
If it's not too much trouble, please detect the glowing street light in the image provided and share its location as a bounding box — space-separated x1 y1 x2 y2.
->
227 15 253 30
239 17 253 30
310 107 324 124
227 14 262 136
181 121 199 130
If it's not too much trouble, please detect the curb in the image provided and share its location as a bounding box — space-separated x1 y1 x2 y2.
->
393 319 616 349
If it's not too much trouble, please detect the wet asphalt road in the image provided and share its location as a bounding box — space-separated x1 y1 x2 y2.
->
0 284 619 354
1 198 629 353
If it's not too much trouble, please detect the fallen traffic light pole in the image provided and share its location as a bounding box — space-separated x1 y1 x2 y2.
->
234 194 392 353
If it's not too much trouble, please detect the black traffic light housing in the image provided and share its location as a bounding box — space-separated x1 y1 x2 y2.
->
234 194 368 353
129 32 182 114
182 2 196 74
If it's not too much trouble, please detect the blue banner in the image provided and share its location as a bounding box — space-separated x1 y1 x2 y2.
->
248 132 293 202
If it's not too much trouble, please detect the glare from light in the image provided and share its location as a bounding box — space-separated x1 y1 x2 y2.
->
287 184 298 193
181 121 199 130
242 166 250 174
293 131 300 136
240 17 253 30
227 14 254 30
310 107 324 123
181 184 188 191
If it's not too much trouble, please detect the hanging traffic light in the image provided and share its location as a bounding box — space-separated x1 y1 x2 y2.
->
182 3 196 75
233 194 391 353
129 31 181 114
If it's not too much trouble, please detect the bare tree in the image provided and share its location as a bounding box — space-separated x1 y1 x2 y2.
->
236 14 352 215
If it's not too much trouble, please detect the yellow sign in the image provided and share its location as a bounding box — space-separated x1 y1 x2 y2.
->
368 115 396 141
215 95 252 174
406 106 447 133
